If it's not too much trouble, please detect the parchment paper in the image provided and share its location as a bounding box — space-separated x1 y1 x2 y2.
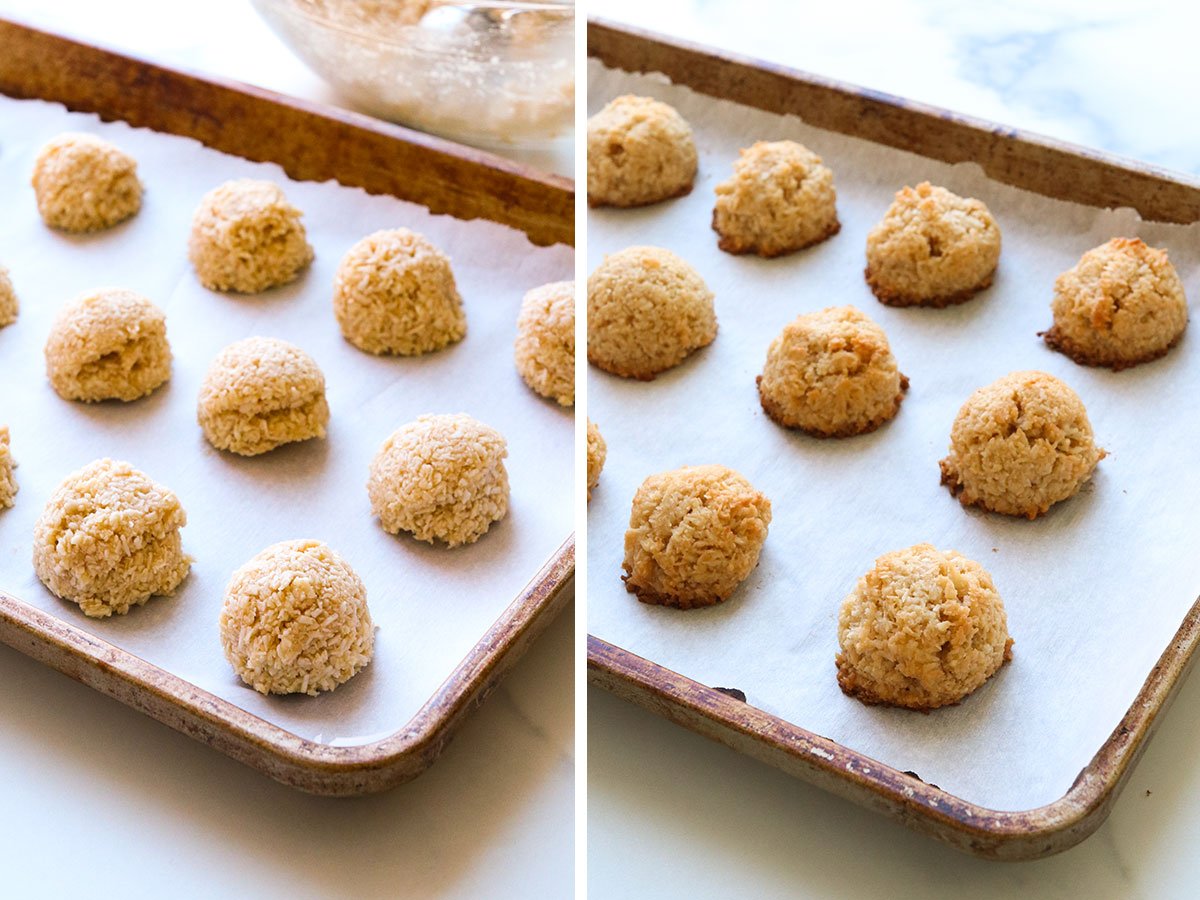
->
586 60 1200 811
0 94 573 746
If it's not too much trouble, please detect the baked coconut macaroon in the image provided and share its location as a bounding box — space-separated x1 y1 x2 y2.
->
588 246 717 380
1042 237 1188 370
586 418 606 501
188 179 313 293
514 279 574 406
940 370 1105 519
44 288 171 402
219 539 374 696
757 305 907 437
623 464 772 609
32 458 191 618
587 95 698 208
334 228 467 356
836 543 1013 710
31 133 142 233
0 265 18 328
0 426 16 510
712 140 840 257
197 336 330 456
865 182 1001 307
368 413 509 547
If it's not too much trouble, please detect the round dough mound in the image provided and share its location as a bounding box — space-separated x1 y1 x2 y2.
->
836 543 1013 710
0 426 16 510
865 182 1001 307
1043 237 1188 370
587 95 698 208
515 280 574 406
31 133 142 232
757 305 908 437
368 413 509 547
44 288 171 402
198 337 329 456
333 228 466 356
939 370 1105 519
219 539 374 696
188 179 313 293
712 141 840 257
32 458 190 618
0 265 17 327
587 246 717 380
586 418 606 501
622 464 772 609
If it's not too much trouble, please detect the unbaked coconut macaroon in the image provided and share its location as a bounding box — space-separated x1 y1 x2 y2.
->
587 95 698 207
940 370 1105 519
514 279 574 406
368 413 509 547
712 140 840 257
588 246 717 380
0 265 18 328
757 305 907 437
586 418 606 501
1042 237 1188 370
219 539 374 696
0 426 16 510
836 543 1013 710
623 464 772 609
44 288 171 402
32 458 191 618
197 336 330 456
188 179 313 293
31 133 142 232
865 182 1001 307
333 228 467 356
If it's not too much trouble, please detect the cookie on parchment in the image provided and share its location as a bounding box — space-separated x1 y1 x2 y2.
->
0 265 18 328
586 418 606 501
32 133 142 233
0 426 16 510
515 280 574 406
587 95 698 208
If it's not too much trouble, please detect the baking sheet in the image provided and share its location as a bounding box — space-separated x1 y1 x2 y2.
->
586 60 1200 811
0 94 573 746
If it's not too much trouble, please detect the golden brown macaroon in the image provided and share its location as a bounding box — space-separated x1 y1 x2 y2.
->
588 246 717 380
939 371 1105 519
712 140 840 257
757 306 907 437
0 265 18 328
622 464 772 609
586 418 606 501
587 95 698 208
865 182 1001 307
31 133 142 232
0 426 16 510
836 543 1013 710
514 280 574 406
1042 237 1188 370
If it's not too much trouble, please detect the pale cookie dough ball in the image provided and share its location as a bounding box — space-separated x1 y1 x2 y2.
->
587 95 698 208
939 371 1105 519
622 464 772 609
757 306 907 437
712 141 840 257
515 280 574 406
32 458 191 618
586 418 606 501
0 426 16 510
0 266 18 327
220 539 374 696
334 228 467 356
865 182 1001 307
836 543 1013 710
197 337 330 456
1043 237 1188 370
188 179 314 293
44 288 171 402
368 413 509 547
31 133 142 233
588 246 717 380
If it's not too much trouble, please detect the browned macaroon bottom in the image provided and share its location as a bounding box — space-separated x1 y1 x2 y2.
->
756 373 909 438
587 329 717 382
865 266 996 308
834 641 1014 712
622 573 728 610
937 455 1105 521
712 215 842 258
587 181 695 209
1039 324 1186 372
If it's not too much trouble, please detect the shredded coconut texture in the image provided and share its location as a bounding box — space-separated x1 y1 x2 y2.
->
587 245 717 380
198 336 329 456
368 413 509 547
758 305 907 437
219 539 374 696
44 288 172 402
587 95 697 208
333 228 466 356
0 265 18 327
188 179 314 293
623 464 772 609
0 426 16 510
32 458 191 617
940 370 1105 519
586 418 606 501
514 280 574 406
836 543 1013 710
31 132 142 233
